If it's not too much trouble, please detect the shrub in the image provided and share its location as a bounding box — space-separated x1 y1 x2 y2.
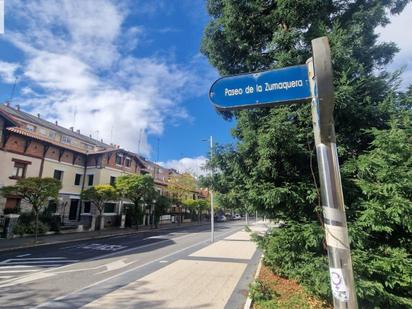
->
40 212 61 232
3 207 20 214
13 221 49 236
249 280 276 302
258 222 331 300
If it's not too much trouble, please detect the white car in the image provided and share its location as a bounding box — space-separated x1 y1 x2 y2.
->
232 214 242 220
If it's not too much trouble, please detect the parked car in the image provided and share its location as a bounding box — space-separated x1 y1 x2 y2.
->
216 215 227 222
232 214 242 220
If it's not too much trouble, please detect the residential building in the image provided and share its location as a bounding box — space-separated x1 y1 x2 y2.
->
0 103 206 228
0 103 145 226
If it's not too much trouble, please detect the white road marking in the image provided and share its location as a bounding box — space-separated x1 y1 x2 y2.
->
0 256 81 286
147 236 167 239
0 272 55 287
0 275 13 279
159 260 168 263
3 260 79 264
0 269 38 273
34 226 244 308
96 259 134 274
16 254 31 258
0 265 36 269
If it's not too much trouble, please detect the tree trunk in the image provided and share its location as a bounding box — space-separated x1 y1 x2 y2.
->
35 210 39 242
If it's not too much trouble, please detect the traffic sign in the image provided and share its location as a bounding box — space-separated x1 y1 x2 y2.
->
209 64 311 111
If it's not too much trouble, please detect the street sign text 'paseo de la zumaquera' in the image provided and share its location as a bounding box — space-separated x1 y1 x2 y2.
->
209 64 311 111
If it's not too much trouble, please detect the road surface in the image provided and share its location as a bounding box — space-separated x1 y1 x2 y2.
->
0 221 257 308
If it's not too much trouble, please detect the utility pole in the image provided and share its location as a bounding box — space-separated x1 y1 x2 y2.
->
309 37 357 308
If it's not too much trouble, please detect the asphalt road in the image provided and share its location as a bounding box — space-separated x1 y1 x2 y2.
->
0 221 247 308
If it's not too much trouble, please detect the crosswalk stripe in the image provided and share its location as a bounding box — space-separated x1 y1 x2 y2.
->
3 257 68 262
16 254 31 258
0 269 38 273
0 275 13 279
0 265 36 269
3 260 79 264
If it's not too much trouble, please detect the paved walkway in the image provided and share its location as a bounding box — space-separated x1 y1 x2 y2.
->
82 222 267 309
0 222 208 252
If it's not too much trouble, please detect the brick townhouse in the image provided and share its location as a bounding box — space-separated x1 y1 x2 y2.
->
0 103 158 227
0 103 205 228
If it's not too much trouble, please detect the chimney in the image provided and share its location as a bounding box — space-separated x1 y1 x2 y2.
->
55 121 58 125
117 145 120 149
16 104 20 111
37 113 40 118
5 102 10 107
70 126 74 131
76 129 80 134
100 139 103 142
89 134 92 138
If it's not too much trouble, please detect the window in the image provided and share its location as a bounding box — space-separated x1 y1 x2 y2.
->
82 143 94 150
83 201 91 213
53 170 63 181
74 174 82 186
26 124 35 132
110 176 116 186
104 203 116 213
61 135 71 144
115 154 123 165
87 174 94 186
10 159 30 179
39 128 47 135
125 157 131 167
12 162 27 178
49 131 56 139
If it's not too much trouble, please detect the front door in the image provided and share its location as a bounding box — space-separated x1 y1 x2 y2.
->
69 199 79 220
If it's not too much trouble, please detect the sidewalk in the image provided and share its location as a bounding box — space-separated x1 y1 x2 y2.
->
83 222 267 309
0 221 209 252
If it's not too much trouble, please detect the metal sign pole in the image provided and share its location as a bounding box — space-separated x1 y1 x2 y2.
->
210 136 214 243
308 37 357 308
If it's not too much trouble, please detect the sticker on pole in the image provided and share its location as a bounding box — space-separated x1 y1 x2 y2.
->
209 64 311 111
329 268 349 302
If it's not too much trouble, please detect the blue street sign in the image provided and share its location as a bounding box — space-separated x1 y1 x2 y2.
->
209 64 311 111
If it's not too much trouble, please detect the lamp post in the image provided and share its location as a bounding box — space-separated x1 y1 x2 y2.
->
202 136 214 243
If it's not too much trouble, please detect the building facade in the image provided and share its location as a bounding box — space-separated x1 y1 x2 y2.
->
0 103 205 228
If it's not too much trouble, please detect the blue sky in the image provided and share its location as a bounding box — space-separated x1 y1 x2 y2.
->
0 1 410 176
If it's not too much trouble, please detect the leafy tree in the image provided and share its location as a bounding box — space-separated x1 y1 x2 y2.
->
166 173 198 222
1 177 61 241
342 119 412 308
201 0 411 306
153 194 171 228
182 198 208 223
116 174 156 227
81 185 118 230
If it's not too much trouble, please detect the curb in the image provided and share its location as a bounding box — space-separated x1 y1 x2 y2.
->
243 255 263 309
0 222 211 253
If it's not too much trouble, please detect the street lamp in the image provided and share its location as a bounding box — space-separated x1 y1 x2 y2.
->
202 136 214 243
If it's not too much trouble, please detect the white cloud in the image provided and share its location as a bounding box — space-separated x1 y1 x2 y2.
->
159 156 208 177
377 5 412 88
3 0 211 156
0 61 19 83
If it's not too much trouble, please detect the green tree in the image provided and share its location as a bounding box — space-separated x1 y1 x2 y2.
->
1 177 61 241
201 0 411 306
81 185 118 230
153 194 172 228
166 173 198 223
342 119 412 308
116 174 156 227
